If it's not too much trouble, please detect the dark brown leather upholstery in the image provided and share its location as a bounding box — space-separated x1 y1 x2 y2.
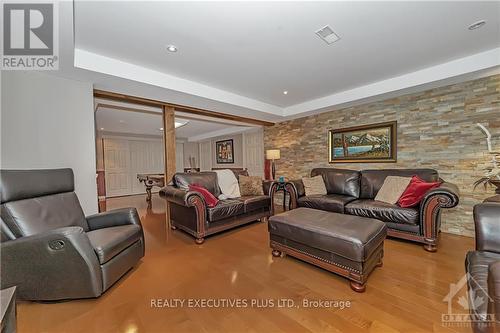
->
0 168 145 301
174 172 221 196
269 208 386 262
311 168 361 197
269 207 386 291
207 200 245 222
359 169 438 199
161 171 271 243
298 194 357 213
466 202 500 333
239 196 271 213
345 199 419 225
281 167 459 251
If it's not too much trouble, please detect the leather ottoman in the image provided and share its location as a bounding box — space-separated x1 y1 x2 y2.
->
268 207 387 292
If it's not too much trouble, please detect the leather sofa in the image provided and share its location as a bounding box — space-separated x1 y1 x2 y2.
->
160 170 272 244
283 168 459 252
466 202 500 333
0 169 145 301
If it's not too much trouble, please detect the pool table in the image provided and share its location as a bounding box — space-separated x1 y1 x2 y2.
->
137 173 165 202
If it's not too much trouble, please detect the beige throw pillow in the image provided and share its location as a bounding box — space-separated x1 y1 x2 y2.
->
239 176 264 196
375 176 412 204
302 175 327 196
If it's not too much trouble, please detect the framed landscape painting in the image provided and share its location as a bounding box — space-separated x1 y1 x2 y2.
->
216 139 234 164
328 121 397 163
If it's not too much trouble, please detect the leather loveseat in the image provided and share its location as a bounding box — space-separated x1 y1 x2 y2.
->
160 171 272 244
0 169 145 301
282 168 459 252
466 202 500 333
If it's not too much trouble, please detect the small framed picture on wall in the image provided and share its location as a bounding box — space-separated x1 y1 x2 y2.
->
216 139 234 164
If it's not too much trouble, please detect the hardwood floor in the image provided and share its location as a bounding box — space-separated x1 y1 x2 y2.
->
18 194 475 333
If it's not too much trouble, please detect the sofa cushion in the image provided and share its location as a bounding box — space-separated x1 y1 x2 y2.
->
375 176 412 204
359 169 439 199
345 199 419 225
465 251 500 319
302 175 327 196
298 194 357 213
238 195 271 213
207 199 245 222
87 224 142 264
311 168 361 198
239 176 264 196
174 172 220 197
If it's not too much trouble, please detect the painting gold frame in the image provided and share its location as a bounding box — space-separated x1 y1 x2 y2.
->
328 121 397 163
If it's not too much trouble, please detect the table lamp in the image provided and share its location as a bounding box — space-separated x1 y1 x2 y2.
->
266 149 281 180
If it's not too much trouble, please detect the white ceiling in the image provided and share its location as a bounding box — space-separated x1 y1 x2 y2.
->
45 2 500 122
95 107 252 140
74 1 500 115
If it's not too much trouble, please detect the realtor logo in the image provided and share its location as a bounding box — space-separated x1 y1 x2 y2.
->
1 2 59 69
442 273 495 328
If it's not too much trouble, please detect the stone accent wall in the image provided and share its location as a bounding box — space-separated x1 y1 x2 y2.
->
264 74 500 237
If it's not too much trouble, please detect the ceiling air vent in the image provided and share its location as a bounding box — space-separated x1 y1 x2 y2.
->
315 25 341 45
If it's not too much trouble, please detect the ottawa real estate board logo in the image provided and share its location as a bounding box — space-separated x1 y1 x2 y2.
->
1 2 59 70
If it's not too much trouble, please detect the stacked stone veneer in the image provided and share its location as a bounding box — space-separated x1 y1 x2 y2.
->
264 75 500 237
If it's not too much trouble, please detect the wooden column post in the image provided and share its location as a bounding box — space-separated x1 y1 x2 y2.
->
162 105 176 182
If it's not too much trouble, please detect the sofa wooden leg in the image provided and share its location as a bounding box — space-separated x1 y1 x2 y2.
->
261 216 269 223
376 260 383 268
350 281 366 293
424 243 437 252
272 249 282 257
195 238 205 245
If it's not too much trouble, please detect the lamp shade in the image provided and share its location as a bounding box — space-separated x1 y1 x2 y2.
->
266 149 281 160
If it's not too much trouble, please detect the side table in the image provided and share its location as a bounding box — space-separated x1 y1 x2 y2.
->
270 181 298 214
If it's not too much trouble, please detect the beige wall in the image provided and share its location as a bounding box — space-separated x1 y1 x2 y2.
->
264 74 500 237
211 133 244 168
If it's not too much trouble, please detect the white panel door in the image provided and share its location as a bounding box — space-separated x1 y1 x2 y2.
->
104 139 131 197
199 140 212 171
243 129 265 178
176 142 184 172
129 139 164 195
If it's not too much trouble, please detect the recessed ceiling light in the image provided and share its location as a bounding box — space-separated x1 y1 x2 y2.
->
468 20 486 30
159 127 164 131
166 45 178 52
100 127 104 131
283 91 288 95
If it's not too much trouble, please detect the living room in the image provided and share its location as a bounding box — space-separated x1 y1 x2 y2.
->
1 1 499 333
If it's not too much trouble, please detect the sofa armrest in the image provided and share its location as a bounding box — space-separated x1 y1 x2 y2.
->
1 226 102 300
488 261 500 328
86 207 142 230
262 180 273 196
419 181 460 251
474 203 500 253
160 185 206 208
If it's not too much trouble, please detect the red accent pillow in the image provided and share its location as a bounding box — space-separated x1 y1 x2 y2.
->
188 184 219 208
398 176 442 208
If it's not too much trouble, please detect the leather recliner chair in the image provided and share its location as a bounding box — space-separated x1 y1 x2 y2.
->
466 202 500 333
0 168 145 301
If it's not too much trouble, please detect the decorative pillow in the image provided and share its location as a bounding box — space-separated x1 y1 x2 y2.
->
398 176 442 208
302 175 327 196
189 184 219 208
239 176 264 196
375 176 412 205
